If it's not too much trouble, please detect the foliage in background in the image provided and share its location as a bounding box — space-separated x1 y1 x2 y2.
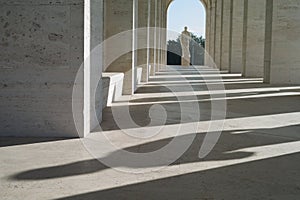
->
190 33 205 48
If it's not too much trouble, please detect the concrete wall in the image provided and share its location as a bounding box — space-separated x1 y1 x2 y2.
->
0 0 85 137
269 0 300 84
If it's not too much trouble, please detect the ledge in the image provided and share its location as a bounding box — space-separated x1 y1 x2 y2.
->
102 72 124 108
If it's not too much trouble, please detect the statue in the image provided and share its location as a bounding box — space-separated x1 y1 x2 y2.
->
180 26 191 66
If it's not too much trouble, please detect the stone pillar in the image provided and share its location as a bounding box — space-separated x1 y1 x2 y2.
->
208 0 216 66
230 0 244 73
146 0 152 78
221 0 232 71
244 0 266 77
155 0 162 72
204 1 211 66
0 0 103 137
263 0 273 83
268 0 300 84
214 0 223 68
85 0 104 135
137 0 149 82
133 0 139 91
149 0 156 76
161 2 168 69
104 0 134 95
152 0 158 74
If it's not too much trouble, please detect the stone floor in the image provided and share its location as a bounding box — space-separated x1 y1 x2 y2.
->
1 66 300 199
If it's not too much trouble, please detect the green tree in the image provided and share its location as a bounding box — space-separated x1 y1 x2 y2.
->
190 33 205 48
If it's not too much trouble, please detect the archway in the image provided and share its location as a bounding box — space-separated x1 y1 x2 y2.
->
166 0 206 66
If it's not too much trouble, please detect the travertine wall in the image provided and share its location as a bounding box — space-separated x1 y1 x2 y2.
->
0 0 85 137
154 0 162 72
137 0 149 82
209 0 216 62
244 0 266 77
204 0 211 66
0 0 104 137
214 0 223 68
160 2 167 68
103 0 133 95
149 0 156 76
269 0 300 84
230 0 244 73
220 0 232 70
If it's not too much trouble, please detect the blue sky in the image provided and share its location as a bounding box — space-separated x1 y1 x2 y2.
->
167 0 206 40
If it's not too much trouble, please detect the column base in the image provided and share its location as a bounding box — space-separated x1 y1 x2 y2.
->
181 57 190 66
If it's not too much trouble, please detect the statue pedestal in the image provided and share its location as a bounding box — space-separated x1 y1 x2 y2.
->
181 57 190 66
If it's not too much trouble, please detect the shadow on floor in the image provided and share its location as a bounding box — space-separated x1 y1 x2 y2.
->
54 152 300 200
10 125 298 181
0 137 73 148
101 93 300 131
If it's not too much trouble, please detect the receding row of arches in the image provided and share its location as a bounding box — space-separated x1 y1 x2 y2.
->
102 0 300 98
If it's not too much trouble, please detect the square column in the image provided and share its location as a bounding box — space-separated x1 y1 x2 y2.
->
204 1 211 67
230 0 244 73
268 0 300 84
103 0 134 95
244 0 266 77
149 0 156 76
221 0 232 71
137 0 150 83
214 0 223 68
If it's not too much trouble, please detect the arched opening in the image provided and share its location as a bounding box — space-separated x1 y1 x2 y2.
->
166 0 206 66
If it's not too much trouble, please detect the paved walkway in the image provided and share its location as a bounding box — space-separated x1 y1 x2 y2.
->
1 66 300 199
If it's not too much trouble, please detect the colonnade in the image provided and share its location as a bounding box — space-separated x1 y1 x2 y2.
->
1 0 299 137
104 0 300 96
103 0 170 95
204 0 300 84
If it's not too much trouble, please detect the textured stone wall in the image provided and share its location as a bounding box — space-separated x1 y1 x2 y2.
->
137 0 149 82
149 0 156 76
103 0 133 95
230 0 244 73
269 0 300 84
209 0 216 62
204 1 211 66
214 0 223 68
220 0 232 70
244 0 266 77
0 0 84 137
85 0 104 135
